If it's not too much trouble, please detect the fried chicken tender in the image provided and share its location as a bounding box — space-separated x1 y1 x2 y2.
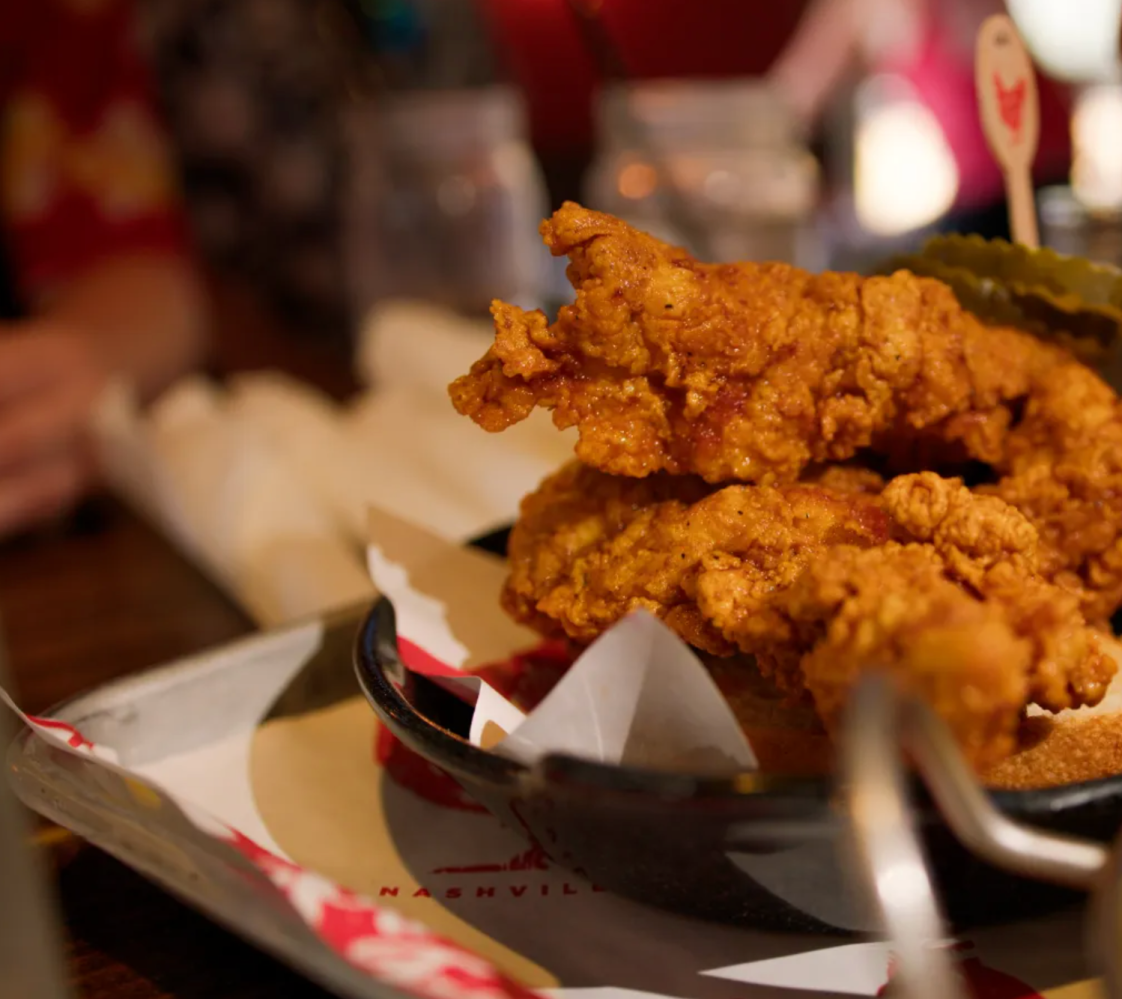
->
503 460 892 655
450 203 1051 484
879 473 1109 711
505 465 1114 767
985 359 1122 624
779 544 1032 766
800 463 888 495
767 477 1113 765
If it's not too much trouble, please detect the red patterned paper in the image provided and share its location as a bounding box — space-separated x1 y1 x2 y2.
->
223 830 538 999
11 700 538 999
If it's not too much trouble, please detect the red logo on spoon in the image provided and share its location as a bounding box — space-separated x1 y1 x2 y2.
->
994 74 1027 143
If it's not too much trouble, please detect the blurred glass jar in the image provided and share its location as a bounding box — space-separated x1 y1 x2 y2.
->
584 79 820 266
343 85 550 319
1040 184 1122 265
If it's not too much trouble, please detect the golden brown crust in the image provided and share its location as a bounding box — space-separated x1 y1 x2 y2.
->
983 714 1122 790
504 465 1114 768
503 461 892 655
776 543 1031 765
450 202 1056 485
501 462 719 646
451 204 1122 773
800 464 887 496
983 360 1122 623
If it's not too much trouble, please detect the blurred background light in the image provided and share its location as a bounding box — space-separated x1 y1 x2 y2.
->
1072 83 1122 209
1007 0 1122 82
853 76 959 237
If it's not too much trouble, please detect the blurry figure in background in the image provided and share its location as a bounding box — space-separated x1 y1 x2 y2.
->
479 0 808 205
0 0 206 539
767 0 1073 240
143 0 526 331
143 0 356 337
483 0 1073 243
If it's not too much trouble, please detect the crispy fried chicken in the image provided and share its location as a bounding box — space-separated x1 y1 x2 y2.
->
502 460 892 655
450 203 1056 484
505 465 1114 767
984 359 1122 624
450 203 1122 769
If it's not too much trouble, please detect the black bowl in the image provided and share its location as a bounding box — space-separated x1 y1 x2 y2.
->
354 541 1122 934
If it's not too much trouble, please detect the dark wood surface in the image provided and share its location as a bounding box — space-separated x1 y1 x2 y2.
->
2 278 351 998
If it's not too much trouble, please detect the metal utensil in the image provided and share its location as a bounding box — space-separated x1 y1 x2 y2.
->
839 677 965 999
840 674 1117 999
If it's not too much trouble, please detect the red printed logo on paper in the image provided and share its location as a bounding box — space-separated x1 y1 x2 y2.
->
222 829 536 999
993 73 1027 143
432 844 550 876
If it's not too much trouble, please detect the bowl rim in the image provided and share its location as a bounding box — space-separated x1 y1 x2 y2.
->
353 596 1122 823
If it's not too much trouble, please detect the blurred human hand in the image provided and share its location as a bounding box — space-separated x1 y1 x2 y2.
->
0 325 111 539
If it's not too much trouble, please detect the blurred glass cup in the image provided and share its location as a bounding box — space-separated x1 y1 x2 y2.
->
584 79 820 266
1040 185 1122 265
343 84 551 319
1038 83 1122 267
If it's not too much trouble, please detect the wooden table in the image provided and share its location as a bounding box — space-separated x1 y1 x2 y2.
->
1 279 359 998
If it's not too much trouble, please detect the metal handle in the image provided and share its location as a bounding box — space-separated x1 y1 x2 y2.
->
840 675 1113 999
849 677 1107 889
1090 833 1122 999
840 676 966 999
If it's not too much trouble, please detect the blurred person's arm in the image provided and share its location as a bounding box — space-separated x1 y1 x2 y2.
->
0 0 207 537
768 0 924 126
26 251 206 402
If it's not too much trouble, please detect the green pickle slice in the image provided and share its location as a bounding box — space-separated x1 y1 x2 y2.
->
882 235 1122 386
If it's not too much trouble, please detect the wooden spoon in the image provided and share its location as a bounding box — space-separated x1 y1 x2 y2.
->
976 13 1042 248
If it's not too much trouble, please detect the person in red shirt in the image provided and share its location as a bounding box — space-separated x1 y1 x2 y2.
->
0 0 205 539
